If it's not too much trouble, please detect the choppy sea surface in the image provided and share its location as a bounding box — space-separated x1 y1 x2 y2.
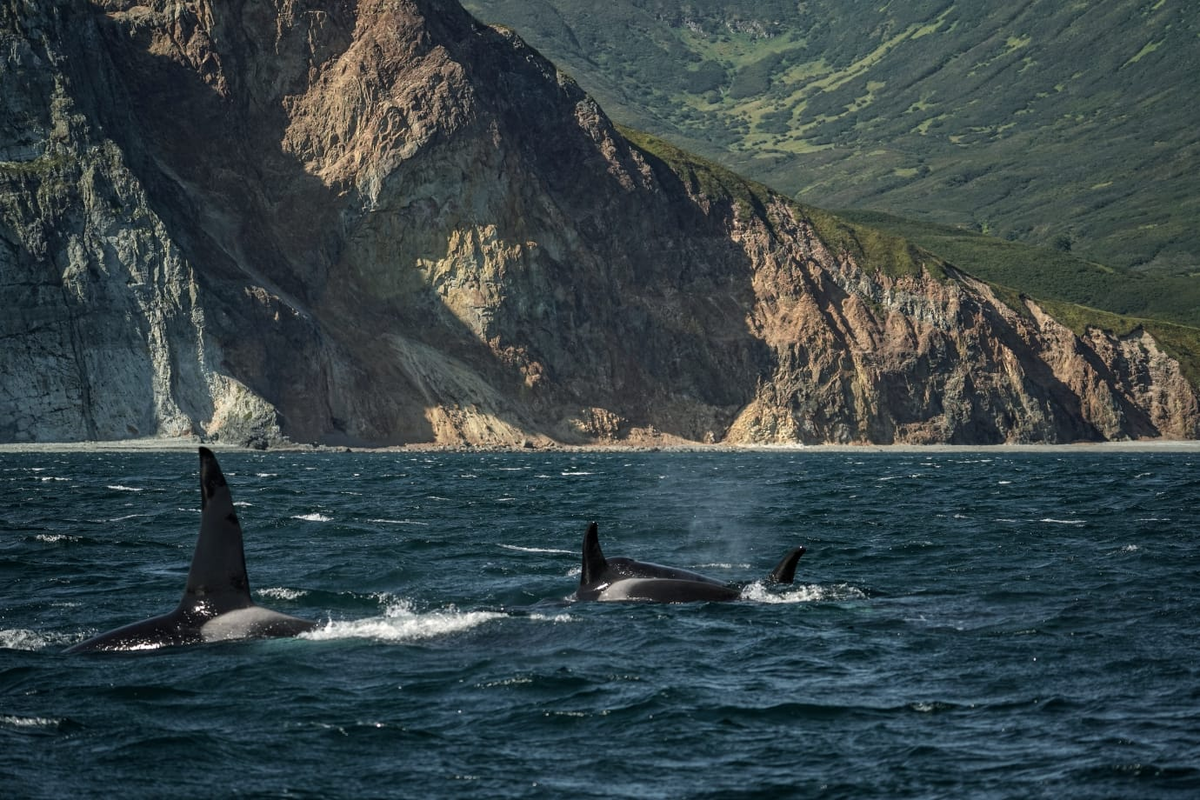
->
2 448 1199 798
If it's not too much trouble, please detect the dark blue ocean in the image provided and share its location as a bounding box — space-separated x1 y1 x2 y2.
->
2 447 1199 798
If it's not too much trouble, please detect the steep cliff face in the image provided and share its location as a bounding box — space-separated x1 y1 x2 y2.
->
1 0 1197 445
0 1 281 444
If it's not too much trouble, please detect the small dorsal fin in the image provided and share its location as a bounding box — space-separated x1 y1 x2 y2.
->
181 448 252 611
580 521 607 586
767 546 806 584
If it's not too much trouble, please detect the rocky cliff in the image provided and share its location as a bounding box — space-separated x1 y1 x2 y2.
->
2 0 1197 446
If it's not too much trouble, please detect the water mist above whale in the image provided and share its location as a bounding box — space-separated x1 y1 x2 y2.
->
573 522 805 603
64 448 316 653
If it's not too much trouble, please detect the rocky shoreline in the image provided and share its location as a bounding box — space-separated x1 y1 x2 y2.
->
3 436 1199 455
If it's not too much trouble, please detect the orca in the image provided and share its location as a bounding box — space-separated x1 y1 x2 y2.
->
573 522 805 603
64 447 316 653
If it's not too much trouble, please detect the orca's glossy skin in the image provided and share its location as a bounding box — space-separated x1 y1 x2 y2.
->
573 522 805 603
64 448 315 653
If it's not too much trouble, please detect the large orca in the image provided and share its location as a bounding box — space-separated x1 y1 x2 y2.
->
64 447 316 653
573 522 805 602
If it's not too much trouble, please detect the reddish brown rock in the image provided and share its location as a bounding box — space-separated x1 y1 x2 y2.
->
1 0 1196 446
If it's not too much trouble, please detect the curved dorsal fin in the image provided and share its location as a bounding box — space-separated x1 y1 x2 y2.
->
181 448 252 611
767 546 806 584
580 521 607 586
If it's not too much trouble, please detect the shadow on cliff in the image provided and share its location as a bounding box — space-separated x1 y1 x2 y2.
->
65 1 784 447
67 3 449 445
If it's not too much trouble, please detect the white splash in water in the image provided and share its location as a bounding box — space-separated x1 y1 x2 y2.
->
35 534 80 544
292 513 333 522
106 484 143 492
258 587 308 601
1 628 69 651
0 715 60 729
1039 518 1086 526
740 582 868 604
302 598 504 643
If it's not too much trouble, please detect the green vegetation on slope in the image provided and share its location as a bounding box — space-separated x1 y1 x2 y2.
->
837 210 1200 330
1036 301 1200 392
464 0 1200 277
623 127 1200 389
622 126 945 282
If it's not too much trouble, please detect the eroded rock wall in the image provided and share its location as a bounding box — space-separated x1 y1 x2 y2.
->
2 0 1197 446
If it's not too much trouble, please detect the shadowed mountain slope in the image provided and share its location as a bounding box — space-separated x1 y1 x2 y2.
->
1 0 1197 446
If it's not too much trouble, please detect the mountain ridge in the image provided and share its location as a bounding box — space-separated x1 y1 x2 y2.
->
463 0 1200 281
1 0 1197 447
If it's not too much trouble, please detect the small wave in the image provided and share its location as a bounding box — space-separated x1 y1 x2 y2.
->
499 544 575 555
302 599 504 643
560 471 594 476
107 485 144 492
695 563 751 570
740 582 868 604
1120 544 1141 553
367 518 429 526
107 513 147 522
907 701 963 714
35 533 81 544
0 715 62 729
258 587 308 601
292 513 333 522
234 501 253 507
1039 518 1086 526
255 473 278 478
39 476 69 482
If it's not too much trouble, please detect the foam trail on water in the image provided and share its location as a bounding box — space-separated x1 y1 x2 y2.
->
302 598 505 643
1 715 62 729
1 628 72 651
498 544 575 555
258 587 308 601
740 582 868 604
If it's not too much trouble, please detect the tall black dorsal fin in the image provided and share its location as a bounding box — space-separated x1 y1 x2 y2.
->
580 521 607 586
767 546 806 584
182 448 252 611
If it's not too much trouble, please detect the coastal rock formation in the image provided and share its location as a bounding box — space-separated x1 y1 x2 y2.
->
2 0 1197 446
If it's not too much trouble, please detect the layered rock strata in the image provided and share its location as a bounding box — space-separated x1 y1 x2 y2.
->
1 0 1196 446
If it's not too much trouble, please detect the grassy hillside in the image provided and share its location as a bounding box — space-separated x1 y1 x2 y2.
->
837 210 1200 329
464 0 1200 278
621 128 1200 389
